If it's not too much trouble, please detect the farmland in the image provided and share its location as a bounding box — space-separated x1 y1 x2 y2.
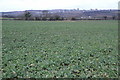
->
2 20 118 78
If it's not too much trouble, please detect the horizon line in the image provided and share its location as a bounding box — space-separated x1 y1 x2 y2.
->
1 8 119 12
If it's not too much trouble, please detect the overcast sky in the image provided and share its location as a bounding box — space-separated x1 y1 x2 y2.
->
0 0 119 12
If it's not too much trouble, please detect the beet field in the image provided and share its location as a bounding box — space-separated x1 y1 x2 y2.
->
2 20 118 78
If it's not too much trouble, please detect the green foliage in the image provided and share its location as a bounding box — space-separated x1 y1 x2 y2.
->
24 11 31 20
2 20 118 78
71 17 76 20
54 15 60 20
103 16 107 20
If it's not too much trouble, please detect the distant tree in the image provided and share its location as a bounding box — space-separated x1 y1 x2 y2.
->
93 17 96 20
77 8 79 11
35 17 40 20
42 10 49 14
61 17 64 20
42 17 47 21
112 16 116 20
90 9 93 11
24 11 31 20
118 13 120 20
103 16 107 20
54 15 60 20
71 17 76 20
42 10 49 18
49 17 55 21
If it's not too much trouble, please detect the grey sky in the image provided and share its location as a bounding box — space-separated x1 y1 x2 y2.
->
0 0 119 12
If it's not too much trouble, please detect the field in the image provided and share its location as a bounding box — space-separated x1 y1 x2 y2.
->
2 20 118 78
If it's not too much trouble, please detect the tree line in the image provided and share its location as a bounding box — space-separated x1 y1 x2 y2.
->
2 10 118 20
